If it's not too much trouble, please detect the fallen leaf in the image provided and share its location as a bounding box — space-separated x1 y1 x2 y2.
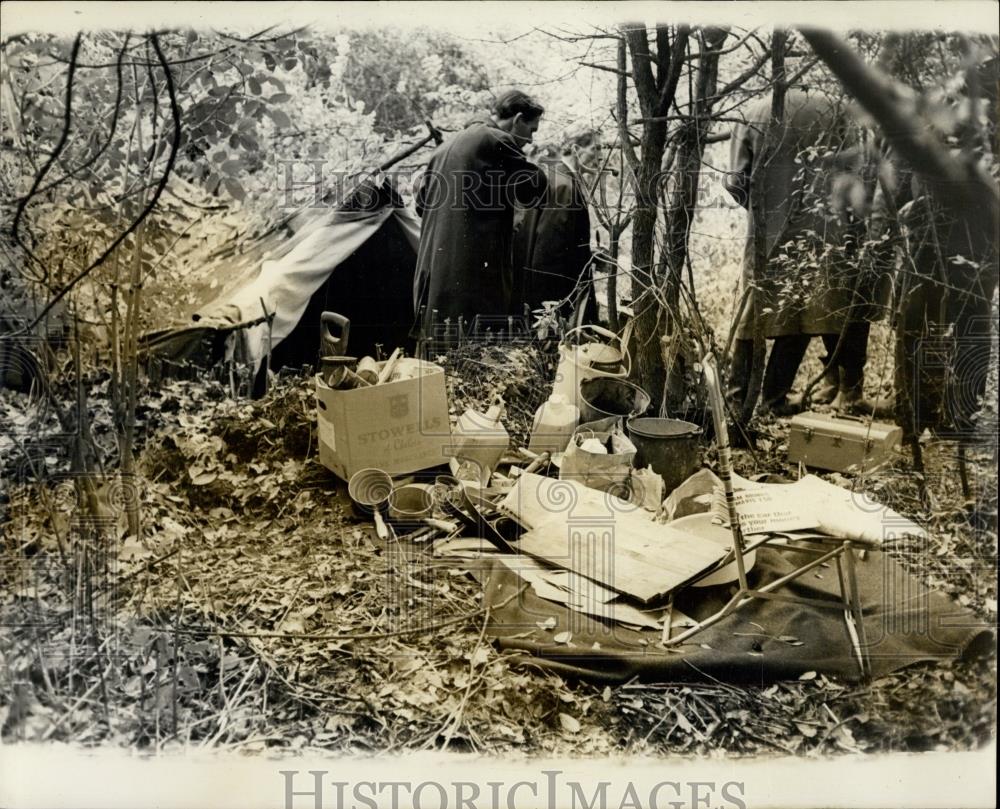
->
119 537 152 563
535 617 557 631
558 712 580 733
799 670 818 681
278 615 305 634
553 631 572 644
220 654 243 672
833 725 858 751
795 721 818 738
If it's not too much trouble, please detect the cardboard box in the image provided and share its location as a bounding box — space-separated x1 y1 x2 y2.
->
788 411 902 473
315 360 451 481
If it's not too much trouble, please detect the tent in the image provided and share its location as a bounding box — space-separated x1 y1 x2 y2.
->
140 180 420 382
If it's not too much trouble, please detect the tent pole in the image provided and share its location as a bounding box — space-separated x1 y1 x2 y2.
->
260 297 272 397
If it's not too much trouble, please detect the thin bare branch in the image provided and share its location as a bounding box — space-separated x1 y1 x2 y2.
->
22 32 183 334
578 60 630 78
688 27 760 60
24 35 130 201
714 48 771 100
11 33 82 252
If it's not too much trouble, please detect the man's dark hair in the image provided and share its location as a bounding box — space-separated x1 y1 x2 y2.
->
492 90 545 122
562 130 599 155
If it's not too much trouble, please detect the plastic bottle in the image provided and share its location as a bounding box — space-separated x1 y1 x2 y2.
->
451 405 509 486
528 393 580 456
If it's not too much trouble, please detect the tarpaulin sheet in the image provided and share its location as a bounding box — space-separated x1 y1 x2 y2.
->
482 545 994 684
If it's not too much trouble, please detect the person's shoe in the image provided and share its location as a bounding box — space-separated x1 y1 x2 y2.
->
833 387 894 419
764 395 805 417
813 377 840 405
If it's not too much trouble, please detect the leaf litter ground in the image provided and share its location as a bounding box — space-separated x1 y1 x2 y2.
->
0 342 995 756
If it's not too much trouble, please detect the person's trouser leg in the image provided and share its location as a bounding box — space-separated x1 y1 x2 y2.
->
762 334 810 408
728 339 754 412
815 333 842 404
839 320 870 395
823 321 870 406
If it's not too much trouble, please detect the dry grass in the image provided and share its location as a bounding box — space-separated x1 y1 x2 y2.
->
2 343 994 756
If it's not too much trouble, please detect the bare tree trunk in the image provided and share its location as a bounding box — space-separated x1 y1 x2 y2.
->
603 69 630 334
119 212 147 539
71 311 102 519
622 23 690 412
660 27 729 412
630 135 668 411
606 225 622 332
739 29 787 424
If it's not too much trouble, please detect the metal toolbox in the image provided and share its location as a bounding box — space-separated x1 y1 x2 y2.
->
787 411 902 473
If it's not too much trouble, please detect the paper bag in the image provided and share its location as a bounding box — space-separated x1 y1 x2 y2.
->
559 416 636 494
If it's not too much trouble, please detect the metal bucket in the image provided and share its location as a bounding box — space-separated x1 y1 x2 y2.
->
578 377 651 424
626 417 702 496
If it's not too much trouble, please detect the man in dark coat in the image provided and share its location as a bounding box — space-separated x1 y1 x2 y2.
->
874 148 997 437
412 90 548 340
725 90 869 415
512 130 600 326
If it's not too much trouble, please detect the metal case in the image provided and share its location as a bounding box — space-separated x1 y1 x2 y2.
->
788 412 902 473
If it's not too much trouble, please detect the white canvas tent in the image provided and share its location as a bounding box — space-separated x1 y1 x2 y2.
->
141 181 420 377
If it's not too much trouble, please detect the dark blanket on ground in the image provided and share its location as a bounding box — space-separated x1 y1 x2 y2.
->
482 545 994 684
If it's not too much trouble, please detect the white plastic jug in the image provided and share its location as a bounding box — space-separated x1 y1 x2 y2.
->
451 405 509 485
528 394 580 456
551 324 631 412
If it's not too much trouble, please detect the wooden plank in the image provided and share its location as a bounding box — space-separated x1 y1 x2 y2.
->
517 513 726 604
500 472 637 529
